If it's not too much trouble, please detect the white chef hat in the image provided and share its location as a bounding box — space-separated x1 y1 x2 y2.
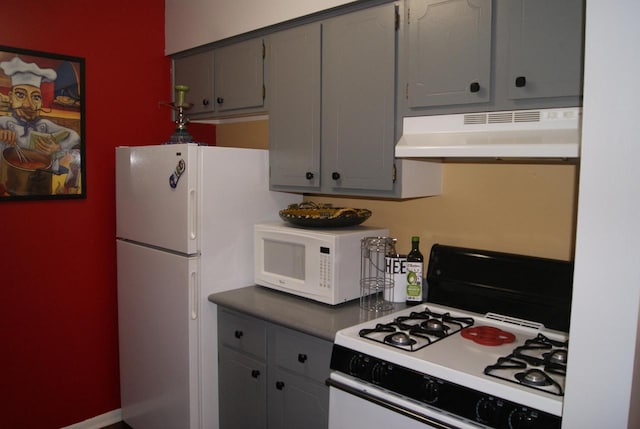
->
0 56 57 87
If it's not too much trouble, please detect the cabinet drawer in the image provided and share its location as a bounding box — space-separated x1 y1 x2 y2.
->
219 309 267 360
272 327 332 383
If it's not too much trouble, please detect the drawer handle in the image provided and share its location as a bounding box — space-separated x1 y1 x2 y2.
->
515 76 527 88
305 172 314 180
469 82 480 93
332 172 341 180
251 370 260 378
297 353 308 363
234 330 243 339
276 381 285 390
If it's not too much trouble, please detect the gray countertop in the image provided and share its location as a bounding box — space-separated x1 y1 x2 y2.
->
209 285 407 341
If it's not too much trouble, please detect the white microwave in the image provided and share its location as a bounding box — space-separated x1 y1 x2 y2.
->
254 222 389 305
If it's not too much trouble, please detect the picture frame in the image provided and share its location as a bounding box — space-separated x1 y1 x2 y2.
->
0 45 85 201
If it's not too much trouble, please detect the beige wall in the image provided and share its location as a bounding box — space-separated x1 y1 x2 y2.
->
215 119 269 149
217 119 578 262
313 163 577 261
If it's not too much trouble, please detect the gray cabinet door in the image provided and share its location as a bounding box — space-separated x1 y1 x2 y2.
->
214 38 264 112
268 23 321 190
322 3 397 192
218 347 267 429
173 50 214 114
506 0 584 100
268 367 329 429
406 0 492 108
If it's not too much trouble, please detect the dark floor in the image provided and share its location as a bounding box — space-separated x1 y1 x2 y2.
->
101 423 132 429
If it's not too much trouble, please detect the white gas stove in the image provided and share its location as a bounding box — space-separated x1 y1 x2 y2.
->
327 244 572 429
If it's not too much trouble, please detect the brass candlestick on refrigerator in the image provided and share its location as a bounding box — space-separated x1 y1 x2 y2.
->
165 84 194 144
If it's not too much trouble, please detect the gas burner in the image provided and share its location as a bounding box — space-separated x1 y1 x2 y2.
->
516 369 553 387
385 332 416 347
421 318 446 333
545 349 568 365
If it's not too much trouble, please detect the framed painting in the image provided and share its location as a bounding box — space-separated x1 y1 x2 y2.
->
0 46 85 201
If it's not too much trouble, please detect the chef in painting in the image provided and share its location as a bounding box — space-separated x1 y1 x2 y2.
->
0 56 80 164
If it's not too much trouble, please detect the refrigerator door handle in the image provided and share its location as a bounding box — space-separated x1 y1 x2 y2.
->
189 188 197 241
190 270 198 320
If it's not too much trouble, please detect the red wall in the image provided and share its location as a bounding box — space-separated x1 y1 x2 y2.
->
1 1 172 427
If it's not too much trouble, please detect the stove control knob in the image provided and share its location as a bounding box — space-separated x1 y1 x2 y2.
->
421 379 439 404
476 397 499 425
371 362 390 385
348 355 368 377
509 408 536 429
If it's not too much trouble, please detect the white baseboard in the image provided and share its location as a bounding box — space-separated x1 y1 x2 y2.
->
60 409 122 429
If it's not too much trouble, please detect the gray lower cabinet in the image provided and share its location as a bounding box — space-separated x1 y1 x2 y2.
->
218 308 331 429
402 0 585 115
219 347 267 429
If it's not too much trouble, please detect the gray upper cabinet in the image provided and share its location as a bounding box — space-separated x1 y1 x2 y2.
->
268 2 442 198
172 37 265 118
322 3 397 193
173 50 214 115
267 23 321 190
505 0 585 100
406 0 492 109
214 38 265 113
268 3 397 195
400 0 585 116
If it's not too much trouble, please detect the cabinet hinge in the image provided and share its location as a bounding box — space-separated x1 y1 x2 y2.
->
407 7 410 25
263 84 266 100
405 83 409 100
262 42 266 59
392 164 397 183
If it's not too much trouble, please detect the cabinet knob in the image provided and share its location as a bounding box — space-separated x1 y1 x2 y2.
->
297 353 308 363
515 76 527 88
251 370 260 378
217 97 224 104
332 172 341 180
202 99 210 106
234 330 243 339
276 381 285 390
469 82 480 93
305 172 314 180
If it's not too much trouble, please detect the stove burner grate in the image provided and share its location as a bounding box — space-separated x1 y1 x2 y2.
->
484 333 567 396
358 307 474 352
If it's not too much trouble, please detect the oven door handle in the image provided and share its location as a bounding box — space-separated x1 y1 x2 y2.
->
326 377 460 429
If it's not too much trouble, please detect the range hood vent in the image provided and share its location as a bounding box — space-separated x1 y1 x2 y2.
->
396 107 581 159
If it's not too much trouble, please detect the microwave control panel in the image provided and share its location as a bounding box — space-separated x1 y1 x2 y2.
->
319 246 332 289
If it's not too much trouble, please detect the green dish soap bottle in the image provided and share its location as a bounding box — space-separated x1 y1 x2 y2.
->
405 236 424 305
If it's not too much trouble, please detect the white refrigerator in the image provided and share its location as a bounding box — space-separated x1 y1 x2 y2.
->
115 144 300 429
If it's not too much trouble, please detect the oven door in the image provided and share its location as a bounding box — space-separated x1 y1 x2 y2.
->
327 372 485 429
